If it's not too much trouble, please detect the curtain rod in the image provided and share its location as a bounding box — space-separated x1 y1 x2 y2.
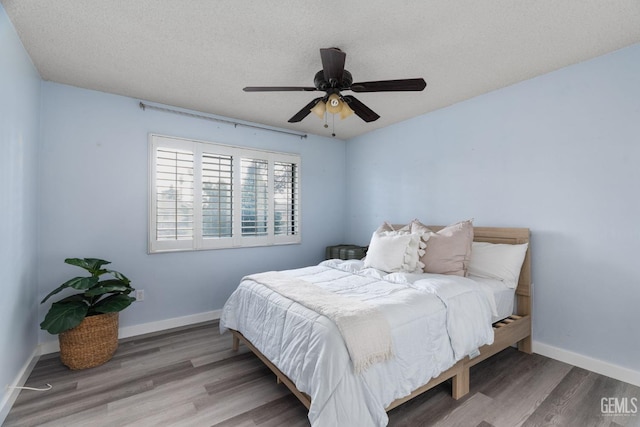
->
138 102 308 139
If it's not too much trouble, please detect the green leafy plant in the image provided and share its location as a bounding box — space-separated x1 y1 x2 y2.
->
40 258 136 334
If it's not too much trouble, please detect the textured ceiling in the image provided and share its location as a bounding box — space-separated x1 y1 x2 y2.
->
3 1 640 139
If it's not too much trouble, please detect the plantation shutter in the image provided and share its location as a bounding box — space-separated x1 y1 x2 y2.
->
274 162 299 236
241 158 268 237
149 134 300 253
202 153 233 239
150 137 195 252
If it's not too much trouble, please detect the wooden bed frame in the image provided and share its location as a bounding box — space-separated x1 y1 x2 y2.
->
229 226 532 412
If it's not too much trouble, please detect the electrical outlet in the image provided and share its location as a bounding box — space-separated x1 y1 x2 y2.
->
135 289 144 302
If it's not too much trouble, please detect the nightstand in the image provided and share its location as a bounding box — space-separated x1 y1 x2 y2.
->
325 244 368 260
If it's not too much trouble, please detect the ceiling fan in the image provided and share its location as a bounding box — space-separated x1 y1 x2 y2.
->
243 47 427 124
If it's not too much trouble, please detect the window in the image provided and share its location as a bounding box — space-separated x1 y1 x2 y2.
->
149 134 300 253
241 158 268 237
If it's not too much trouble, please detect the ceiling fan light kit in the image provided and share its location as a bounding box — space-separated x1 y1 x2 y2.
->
243 48 427 131
310 95 355 121
340 102 354 120
325 94 342 114
310 99 326 118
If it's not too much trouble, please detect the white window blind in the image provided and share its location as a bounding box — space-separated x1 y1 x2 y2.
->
241 158 268 237
202 153 233 238
274 161 299 236
155 149 194 241
149 134 301 253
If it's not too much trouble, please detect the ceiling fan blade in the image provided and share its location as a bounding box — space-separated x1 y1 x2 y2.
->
288 97 324 123
342 95 380 122
350 78 427 92
320 48 346 84
244 86 318 92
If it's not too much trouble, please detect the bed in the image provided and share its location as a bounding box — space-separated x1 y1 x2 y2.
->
220 225 531 426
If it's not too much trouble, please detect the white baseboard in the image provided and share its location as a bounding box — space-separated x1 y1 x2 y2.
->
3 310 221 422
38 309 222 355
533 340 640 387
118 309 222 340
0 348 40 425
5 318 639 423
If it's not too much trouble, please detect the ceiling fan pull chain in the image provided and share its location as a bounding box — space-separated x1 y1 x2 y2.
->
331 114 336 138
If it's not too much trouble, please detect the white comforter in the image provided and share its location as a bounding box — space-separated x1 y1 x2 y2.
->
220 260 495 427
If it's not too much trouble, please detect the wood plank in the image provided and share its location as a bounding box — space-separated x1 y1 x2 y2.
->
431 392 494 427
7 322 636 427
482 356 574 427
521 367 640 427
467 315 532 368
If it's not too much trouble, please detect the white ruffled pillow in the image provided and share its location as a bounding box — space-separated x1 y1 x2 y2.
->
364 229 426 273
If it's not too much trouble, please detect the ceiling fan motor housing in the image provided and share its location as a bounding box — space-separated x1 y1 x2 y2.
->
314 70 353 91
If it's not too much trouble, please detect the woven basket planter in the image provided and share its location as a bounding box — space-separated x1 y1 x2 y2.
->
59 312 119 370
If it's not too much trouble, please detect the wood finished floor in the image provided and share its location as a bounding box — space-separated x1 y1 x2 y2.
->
5 321 640 427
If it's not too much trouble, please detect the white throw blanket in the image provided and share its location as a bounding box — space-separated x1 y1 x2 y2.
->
246 272 393 373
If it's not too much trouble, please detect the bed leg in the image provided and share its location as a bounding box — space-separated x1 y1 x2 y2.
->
518 335 532 354
452 366 469 399
232 334 240 351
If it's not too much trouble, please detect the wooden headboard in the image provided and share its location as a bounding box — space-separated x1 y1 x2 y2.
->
427 226 531 318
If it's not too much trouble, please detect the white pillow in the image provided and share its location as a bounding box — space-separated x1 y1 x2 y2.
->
467 242 528 288
364 231 425 273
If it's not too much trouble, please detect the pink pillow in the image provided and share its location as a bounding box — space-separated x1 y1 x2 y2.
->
376 221 411 234
411 220 474 276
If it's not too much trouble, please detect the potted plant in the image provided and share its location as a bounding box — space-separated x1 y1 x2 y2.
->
40 258 136 369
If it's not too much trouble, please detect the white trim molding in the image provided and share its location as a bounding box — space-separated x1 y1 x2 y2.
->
38 309 222 355
0 348 40 425
534 340 640 388
148 134 301 254
4 310 222 423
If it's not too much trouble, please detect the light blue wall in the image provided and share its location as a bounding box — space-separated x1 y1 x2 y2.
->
346 44 640 373
38 82 347 341
0 3 41 415
5 0 638 401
